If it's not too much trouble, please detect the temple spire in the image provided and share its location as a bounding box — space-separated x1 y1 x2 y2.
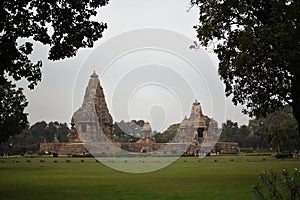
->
90 71 99 79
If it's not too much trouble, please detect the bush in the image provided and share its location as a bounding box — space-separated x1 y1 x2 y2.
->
275 153 291 159
27 150 33 155
246 152 274 156
240 148 254 153
253 169 300 200
38 151 47 155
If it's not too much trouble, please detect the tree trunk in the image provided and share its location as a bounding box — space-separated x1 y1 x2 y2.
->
291 72 300 133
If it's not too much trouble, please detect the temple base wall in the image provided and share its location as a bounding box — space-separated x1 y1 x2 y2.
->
40 142 239 156
40 143 87 156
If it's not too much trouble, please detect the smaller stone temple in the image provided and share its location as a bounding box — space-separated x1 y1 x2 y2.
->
136 122 156 146
177 100 238 155
178 100 215 144
141 122 152 138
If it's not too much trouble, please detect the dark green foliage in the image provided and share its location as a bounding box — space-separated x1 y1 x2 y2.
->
0 121 70 155
154 124 179 143
0 82 29 142
0 0 109 142
240 148 254 153
249 106 300 152
1 0 109 85
219 120 251 148
192 0 300 131
253 169 300 200
275 153 291 159
114 120 145 143
219 106 299 151
220 120 239 142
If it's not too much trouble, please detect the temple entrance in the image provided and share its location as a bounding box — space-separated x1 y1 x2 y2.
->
197 128 204 138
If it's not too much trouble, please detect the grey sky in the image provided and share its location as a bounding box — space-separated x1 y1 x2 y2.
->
21 0 249 131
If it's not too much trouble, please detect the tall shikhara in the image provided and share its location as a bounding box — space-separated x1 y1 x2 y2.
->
73 71 114 141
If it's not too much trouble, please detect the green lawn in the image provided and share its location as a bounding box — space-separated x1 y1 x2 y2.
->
0 156 299 200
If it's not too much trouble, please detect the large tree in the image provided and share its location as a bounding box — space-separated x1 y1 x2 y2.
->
0 0 109 142
191 0 300 131
0 82 28 142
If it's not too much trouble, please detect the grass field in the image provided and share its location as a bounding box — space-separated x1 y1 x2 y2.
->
0 156 299 200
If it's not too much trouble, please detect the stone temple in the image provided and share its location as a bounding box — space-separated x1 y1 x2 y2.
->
72 71 114 142
178 100 218 144
40 71 239 156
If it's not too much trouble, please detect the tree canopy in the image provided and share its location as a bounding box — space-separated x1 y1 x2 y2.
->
0 121 70 155
114 120 145 143
0 82 28 142
0 0 109 142
191 0 300 131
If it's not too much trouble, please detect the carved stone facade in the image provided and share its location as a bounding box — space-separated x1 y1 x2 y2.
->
178 100 218 145
72 71 114 141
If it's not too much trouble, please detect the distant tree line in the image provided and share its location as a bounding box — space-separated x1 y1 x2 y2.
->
1 106 298 156
113 120 180 144
114 120 145 143
220 106 299 153
153 124 180 143
0 121 69 156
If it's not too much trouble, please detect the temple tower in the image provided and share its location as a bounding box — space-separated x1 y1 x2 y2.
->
178 100 212 144
72 71 114 142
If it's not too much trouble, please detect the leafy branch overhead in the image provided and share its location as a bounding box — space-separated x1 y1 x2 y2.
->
0 0 109 89
191 0 300 131
0 0 109 142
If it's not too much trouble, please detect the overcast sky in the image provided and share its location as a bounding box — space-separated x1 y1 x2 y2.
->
21 0 249 131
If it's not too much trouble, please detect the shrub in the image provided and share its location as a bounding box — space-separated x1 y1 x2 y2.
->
240 148 254 153
275 153 291 159
38 151 46 155
27 150 33 155
246 152 274 156
253 169 300 200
